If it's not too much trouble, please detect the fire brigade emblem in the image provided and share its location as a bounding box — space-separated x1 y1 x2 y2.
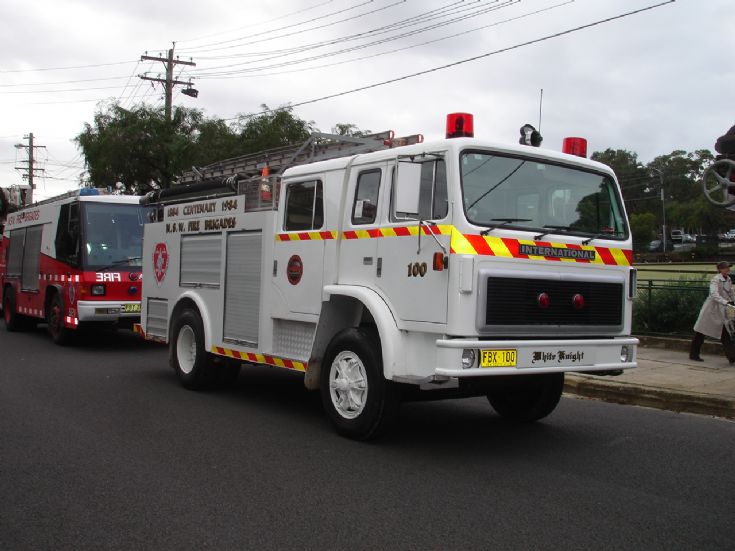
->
287 255 303 285
153 243 169 285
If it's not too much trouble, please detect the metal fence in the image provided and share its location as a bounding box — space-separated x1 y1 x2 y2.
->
634 277 709 336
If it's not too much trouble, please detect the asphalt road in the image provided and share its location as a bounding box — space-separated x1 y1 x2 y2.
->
1 326 734 550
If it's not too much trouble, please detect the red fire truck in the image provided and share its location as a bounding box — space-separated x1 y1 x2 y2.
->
0 188 149 344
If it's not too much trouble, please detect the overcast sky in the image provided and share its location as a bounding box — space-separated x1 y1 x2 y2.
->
1 0 731 201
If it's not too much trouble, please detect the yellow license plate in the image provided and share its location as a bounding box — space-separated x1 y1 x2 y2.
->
480 349 517 368
123 303 141 313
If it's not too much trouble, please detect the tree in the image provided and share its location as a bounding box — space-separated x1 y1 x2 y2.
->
75 102 197 193
629 212 657 250
234 104 313 152
592 147 735 237
332 123 371 137
592 149 655 217
75 102 317 191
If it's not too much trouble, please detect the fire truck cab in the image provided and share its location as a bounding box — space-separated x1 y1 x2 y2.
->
1 189 149 344
139 117 637 439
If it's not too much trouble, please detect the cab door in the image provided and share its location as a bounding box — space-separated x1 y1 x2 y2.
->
337 164 388 287
376 157 450 324
272 178 326 316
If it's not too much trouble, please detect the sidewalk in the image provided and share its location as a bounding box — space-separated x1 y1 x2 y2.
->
564 337 735 419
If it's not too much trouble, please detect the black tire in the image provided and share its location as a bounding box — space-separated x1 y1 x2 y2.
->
169 308 216 390
3 288 26 332
320 327 400 440
46 292 73 345
214 358 241 388
487 373 564 422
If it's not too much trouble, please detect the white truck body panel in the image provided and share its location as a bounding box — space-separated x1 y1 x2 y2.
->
141 135 638 388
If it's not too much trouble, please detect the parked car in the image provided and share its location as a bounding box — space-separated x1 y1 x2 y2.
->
696 234 719 248
648 239 675 252
670 229 684 243
725 229 735 241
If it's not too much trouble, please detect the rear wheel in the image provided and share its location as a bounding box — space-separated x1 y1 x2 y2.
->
170 308 216 390
487 373 564 422
320 328 400 440
3 288 26 332
47 292 73 345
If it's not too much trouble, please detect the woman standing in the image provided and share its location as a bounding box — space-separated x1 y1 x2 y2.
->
690 261 735 362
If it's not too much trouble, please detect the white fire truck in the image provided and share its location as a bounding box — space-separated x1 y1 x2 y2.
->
138 115 638 439
0 188 149 344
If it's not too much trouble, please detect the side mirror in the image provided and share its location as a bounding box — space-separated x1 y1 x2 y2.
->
394 161 422 216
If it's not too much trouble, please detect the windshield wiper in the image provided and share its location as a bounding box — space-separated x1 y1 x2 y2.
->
97 256 142 272
480 218 532 235
581 232 621 245
466 160 526 211
534 225 574 240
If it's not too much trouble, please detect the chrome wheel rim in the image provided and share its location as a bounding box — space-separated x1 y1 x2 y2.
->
329 350 368 420
176 325 197 374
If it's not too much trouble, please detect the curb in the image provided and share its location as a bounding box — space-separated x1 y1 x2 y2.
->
636 334 723 355
564 374 735 419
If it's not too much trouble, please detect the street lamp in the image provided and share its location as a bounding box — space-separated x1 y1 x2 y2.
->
649 167 666 251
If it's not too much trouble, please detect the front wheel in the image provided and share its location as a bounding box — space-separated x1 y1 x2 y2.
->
169 308 216 390
320 328 400 440
487 373 564 422
47 292 73 345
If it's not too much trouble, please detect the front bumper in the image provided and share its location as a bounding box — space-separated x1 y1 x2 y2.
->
434 337 638 377
77 300 141 322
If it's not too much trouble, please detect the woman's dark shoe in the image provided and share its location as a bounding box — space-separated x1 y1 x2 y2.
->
689 355 704 361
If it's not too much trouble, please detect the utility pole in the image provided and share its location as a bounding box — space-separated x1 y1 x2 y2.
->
14 133 46 206
140 45 197 121
650 167 666 251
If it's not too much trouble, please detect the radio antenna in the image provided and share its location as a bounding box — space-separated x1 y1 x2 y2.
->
538 88 544 132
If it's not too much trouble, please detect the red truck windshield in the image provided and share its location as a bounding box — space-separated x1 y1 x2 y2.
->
81 202 150 270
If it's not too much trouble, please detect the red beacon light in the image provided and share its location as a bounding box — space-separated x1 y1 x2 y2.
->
446 113 474 139
562 137 588 158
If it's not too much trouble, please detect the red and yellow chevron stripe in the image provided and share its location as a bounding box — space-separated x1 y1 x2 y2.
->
275 224 631 266
276 231 337 241
449 232 632 266
342 224 453 240
212 346 307 372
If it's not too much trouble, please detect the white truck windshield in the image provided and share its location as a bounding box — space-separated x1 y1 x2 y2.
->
461 151 627 239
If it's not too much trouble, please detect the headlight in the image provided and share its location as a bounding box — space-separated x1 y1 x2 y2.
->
461 349 476 369
620 345 631 363
91 284 106 296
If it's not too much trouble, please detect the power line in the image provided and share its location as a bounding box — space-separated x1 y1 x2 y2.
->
191 0 464 62
0 84 132 95
194 0 518 77
116 61 141 102
0 60 137 74
204 0 571 80
177 0 380 53
222 0 676 120
0 75 131 88
176 0 337 46
191 0 504 76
